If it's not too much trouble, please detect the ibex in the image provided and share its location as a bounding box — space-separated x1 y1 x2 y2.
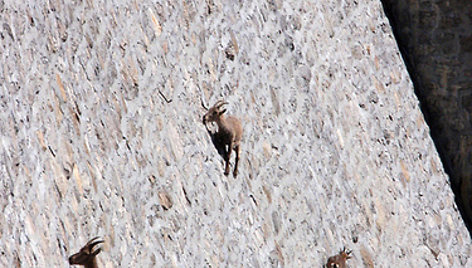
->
202 100 243 177
326 247 352 268
68 237 104 268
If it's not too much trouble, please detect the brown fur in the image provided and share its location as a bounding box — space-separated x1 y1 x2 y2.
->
326 247 352 268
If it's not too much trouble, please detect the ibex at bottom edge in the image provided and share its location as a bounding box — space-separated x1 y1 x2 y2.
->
68 237 104 268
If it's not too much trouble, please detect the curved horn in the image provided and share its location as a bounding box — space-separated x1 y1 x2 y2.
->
86 237 104 250
201 97 209 110
214 100 228 109
86 236 101 245
89 240 104 250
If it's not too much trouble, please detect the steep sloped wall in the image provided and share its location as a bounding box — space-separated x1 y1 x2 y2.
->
0 0 470 267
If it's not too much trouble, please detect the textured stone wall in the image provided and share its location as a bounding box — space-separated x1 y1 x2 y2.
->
381 0 472 228
0 0 471 267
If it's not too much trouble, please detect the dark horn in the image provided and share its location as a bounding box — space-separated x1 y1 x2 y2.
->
201 98 209 110
215 100 228 109
84 236 100 246
86 237 104 250
89 239 104 249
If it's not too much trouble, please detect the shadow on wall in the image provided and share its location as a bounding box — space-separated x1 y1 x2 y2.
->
379 0 472 235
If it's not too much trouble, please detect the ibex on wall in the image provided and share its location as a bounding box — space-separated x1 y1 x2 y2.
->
68 237 104 268
326 247 352 268
202 100 243 177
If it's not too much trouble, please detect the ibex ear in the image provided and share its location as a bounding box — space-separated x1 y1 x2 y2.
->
219 109 227 115
92 247 102 257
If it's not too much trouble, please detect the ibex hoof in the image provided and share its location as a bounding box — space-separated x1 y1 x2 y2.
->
224 170 230 176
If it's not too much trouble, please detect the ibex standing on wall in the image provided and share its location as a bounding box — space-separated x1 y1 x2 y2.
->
202 100 243 177
68 237 104 268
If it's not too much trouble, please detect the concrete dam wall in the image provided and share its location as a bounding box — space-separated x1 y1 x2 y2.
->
0 0 470 267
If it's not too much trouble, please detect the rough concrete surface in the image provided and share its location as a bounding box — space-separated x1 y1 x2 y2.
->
0 0 470 267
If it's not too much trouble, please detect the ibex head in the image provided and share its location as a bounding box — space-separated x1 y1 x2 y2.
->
326 247 352 268
202 100 228 125
69 237 104 267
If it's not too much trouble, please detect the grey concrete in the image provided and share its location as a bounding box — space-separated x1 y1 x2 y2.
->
0 0 470 267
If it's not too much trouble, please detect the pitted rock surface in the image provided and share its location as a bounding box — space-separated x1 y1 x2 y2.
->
0 0 470 267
